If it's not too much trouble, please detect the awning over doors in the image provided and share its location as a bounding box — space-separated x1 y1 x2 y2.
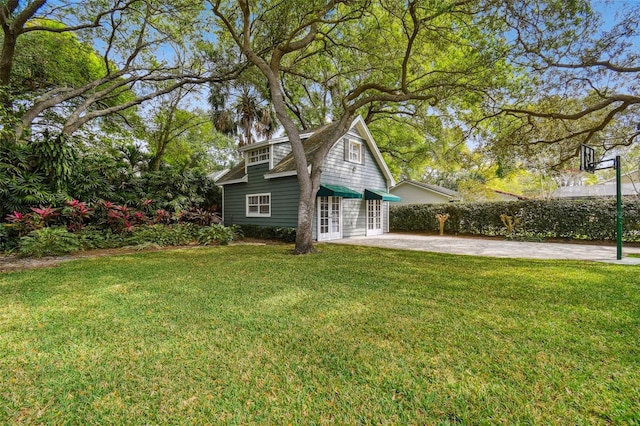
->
317 184 363 199
364 189 401 202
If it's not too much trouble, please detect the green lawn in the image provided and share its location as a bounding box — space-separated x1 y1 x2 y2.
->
1 244 639 424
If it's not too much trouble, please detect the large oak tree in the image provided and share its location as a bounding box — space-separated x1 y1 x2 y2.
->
209 0 522 254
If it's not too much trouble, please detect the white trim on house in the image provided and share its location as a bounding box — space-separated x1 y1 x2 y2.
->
220 175 249 185
246 193 271 217
347 138 363 164
264 170 298 179
245 145 273 172
366 199 383 235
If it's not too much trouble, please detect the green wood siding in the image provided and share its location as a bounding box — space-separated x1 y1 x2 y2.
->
223 163 299 227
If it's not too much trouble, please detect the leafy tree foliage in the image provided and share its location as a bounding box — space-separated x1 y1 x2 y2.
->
1 136 221 219
209 0 521 253
0 0 241 141
490 1 640 160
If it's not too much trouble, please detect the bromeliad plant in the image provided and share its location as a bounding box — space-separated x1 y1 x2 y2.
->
5 206 60 236
154 209 172 224
29 205 59 228
5 210 33 237
178 207 222 226
2 197 236 256
62 199 93 232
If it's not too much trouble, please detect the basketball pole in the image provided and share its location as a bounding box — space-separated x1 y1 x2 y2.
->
616 155 622 260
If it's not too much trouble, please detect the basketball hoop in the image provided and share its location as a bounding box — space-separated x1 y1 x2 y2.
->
580 144 596 173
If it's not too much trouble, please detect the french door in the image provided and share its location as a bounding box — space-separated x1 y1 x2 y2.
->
367 199 383 235
318 196 342 240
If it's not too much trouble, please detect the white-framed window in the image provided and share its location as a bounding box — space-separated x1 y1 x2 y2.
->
247 146 270 165
347 139 362 164
246 193 271 217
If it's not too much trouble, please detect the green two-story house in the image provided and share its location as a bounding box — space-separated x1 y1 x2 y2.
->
216 116 400 241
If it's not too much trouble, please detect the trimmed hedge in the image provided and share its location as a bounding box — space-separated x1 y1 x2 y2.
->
390 199 640 242
237 224 297 243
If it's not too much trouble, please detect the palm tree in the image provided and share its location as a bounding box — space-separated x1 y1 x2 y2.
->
210 84 277 149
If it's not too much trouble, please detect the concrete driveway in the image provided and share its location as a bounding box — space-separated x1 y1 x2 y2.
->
330 233 640 264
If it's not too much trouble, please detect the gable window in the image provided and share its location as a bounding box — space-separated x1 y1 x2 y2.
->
246 193 271 217
247 146 270 165
347 139 362 164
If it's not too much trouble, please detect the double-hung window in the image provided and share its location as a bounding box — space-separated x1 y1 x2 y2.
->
247 146 270 165
246 193 271 217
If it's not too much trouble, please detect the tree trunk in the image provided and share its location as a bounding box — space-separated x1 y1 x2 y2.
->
294 189 316 254
290 143 318 254
0 32 16 86
0 31 16 107
150 153 163 172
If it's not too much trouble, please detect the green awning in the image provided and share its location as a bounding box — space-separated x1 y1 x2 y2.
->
365 189 401 202
317 184 362 199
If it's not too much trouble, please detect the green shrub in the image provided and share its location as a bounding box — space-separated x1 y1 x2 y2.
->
390 199 640 242
19 227 80 257
0 223 12 252
77 228 126 250
238 224 296 242
196 224 237 245
125 224 198 247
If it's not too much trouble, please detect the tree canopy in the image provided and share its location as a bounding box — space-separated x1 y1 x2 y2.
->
2 0 639 254
0 0 244 141
488 0 640 165
208 0 531 252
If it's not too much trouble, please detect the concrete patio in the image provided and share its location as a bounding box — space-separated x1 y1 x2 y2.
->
330 233 640 264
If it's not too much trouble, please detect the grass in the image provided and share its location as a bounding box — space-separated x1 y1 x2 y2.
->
1 244 639 424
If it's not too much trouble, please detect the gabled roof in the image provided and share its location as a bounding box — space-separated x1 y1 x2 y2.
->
208 169 230 182
266 122 333 176
216 161 247 184
391 180 460 200
217 116 395 186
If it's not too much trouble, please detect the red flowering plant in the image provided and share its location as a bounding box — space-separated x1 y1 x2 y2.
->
178 208 222 226
5 210 25 223
101 203 149 233
5 205 60 236
30 206 59 227
62 199 94 232
154 209 172 225
105 206 128 232
131 210 150 227
5 211 35 237
139 198 154 215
